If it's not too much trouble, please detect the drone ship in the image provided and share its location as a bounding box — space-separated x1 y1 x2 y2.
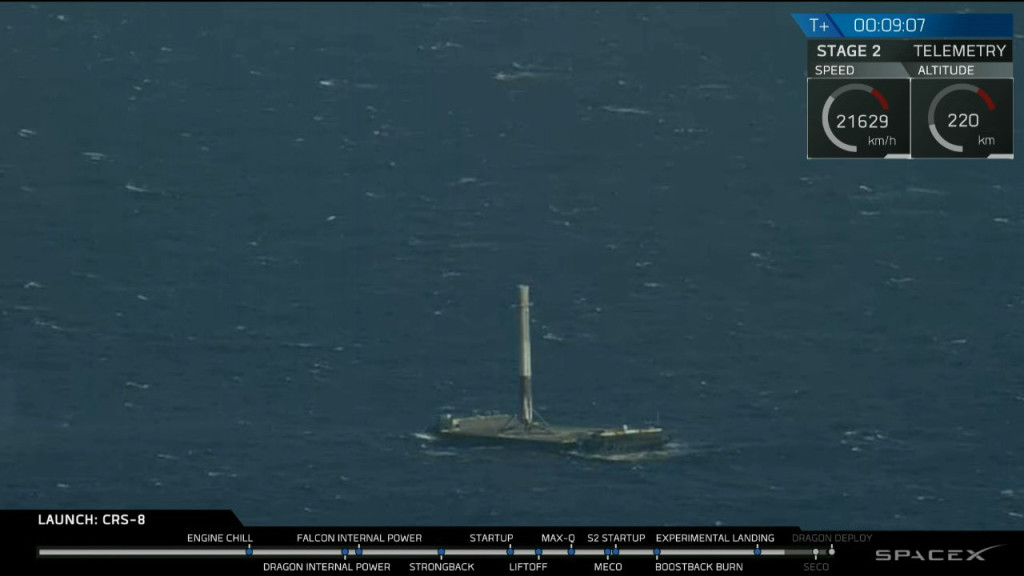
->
434 285 668 455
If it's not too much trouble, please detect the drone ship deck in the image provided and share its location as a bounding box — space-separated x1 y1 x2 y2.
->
436 414 667 453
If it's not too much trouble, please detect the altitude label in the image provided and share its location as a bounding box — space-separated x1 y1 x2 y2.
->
795 14 1014 159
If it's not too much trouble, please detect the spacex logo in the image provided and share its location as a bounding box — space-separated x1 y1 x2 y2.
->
875 544 1005 561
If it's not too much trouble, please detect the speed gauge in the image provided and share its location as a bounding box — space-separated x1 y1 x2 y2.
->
808 78 910 158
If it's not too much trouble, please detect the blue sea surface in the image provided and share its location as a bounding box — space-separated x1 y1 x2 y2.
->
1 3 1022 528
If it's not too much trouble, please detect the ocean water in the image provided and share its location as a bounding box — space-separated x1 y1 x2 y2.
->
1 2 1022 529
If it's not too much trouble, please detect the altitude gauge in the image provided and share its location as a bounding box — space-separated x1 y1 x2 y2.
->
911 79 1013 158
808 78 910 158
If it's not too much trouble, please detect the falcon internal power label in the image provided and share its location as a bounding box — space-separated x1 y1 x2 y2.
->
793 14 1014 159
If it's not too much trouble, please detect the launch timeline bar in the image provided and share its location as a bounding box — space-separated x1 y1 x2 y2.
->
38 547 832 558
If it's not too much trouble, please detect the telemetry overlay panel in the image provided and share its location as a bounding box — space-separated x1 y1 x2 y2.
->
793 13 1014 159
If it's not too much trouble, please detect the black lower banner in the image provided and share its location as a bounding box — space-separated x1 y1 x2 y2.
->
5 510 1021 574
